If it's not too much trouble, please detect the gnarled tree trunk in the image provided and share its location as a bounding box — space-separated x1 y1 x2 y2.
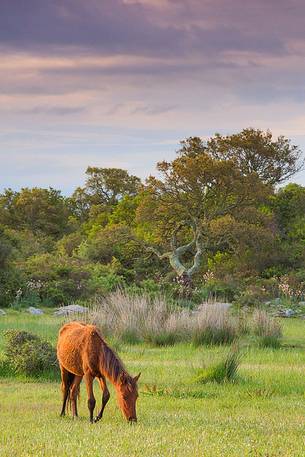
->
148 221 203 288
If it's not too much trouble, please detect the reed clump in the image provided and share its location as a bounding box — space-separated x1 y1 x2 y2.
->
92 290 240 346
251 309 282 348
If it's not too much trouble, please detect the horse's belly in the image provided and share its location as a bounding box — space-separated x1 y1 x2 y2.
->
57 342 84 376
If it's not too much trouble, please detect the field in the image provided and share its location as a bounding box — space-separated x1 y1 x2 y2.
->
0 310 304 457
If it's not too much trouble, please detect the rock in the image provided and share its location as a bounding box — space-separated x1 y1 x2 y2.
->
27 307 44 315
0 309 6 316
298 301 305 306
54 304 88 316
277 308 295 318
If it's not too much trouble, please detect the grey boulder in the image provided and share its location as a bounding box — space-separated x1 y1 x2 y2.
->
27 307 44 315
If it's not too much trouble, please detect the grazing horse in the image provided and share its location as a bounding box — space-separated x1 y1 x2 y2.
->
57 321 140 423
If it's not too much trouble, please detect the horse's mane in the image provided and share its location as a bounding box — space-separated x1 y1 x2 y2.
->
94 327 128 384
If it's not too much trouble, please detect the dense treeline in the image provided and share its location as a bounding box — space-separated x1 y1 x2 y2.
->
0 128 304 308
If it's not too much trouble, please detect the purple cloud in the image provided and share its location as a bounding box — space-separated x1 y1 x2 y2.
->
1 0 300 57
0 0 305 192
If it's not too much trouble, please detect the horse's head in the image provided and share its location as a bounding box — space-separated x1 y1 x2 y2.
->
116 372 141 422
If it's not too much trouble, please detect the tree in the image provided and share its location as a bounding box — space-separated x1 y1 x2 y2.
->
0 187 70 238
179 129 303 185
0 226 13 268
143 148 268 284
70 167 142 220
271 184 305 268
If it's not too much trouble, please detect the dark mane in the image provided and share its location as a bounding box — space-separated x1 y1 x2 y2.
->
95 328 128 383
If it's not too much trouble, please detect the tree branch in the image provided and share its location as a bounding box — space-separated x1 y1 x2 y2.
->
146 246 171 260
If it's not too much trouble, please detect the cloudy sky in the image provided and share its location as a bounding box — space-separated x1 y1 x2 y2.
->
1 0 305 194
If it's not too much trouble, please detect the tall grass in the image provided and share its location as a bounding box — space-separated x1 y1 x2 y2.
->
91 290 239 346
194 344 241 384
192 303 238 346
251 309 282 348
91 290 190 345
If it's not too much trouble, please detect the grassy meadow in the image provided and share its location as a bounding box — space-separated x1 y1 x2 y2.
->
0 310 304 457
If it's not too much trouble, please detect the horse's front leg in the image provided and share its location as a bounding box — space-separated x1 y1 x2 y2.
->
94 375 110 423
84 372 96 423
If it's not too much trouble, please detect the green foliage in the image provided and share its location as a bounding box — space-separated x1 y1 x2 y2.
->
195 279 237 302
237 285 269 307
14 254 124 306
0 226 13 268
0 267 23 308
88 268 125 294
3 330 57 377
0 187 71 237
0 131 304 307
203 128 303 185
70 167 141 220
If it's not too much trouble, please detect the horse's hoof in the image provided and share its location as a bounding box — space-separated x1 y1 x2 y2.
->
93 416 100 423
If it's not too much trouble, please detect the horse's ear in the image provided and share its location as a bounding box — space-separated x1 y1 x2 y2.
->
134 372 141 383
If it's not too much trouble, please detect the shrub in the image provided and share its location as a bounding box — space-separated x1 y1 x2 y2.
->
251 309 282 348
194 345 241 384
278 273 305 302
195 279 236 303
0 267 24 308
4 330 57 377
237 284 270 307
192 303 238 346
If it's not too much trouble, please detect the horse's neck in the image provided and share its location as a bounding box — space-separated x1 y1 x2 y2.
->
98 341 125 386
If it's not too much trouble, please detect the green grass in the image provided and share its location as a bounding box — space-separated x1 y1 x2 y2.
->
194 344 241 384
0 311 304 456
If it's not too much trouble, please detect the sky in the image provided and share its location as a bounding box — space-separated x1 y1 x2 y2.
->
1 0 305 194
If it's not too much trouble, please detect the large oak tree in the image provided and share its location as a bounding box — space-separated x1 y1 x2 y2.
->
141 129 303 282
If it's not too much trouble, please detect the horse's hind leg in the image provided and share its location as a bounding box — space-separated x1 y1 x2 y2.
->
70 375 82 418
94 375 110 423
84 372 96 423
60 365 74 417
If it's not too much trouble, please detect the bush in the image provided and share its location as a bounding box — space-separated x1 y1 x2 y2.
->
88 270 125 295
237 284 270 307
194 345 241 384
251 309 282 348
3 330 58 377
195 279 237 303
0 267 24 308
192 303 238 346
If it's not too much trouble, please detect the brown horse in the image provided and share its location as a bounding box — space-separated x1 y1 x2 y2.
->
57 321 140 423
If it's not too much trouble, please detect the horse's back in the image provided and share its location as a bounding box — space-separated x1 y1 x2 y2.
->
57 322 100 376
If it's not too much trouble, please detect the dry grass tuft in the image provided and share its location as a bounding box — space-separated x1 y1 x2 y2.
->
192 303 238 346
90 290 240 346
251 309 282 348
